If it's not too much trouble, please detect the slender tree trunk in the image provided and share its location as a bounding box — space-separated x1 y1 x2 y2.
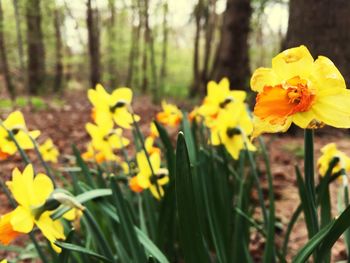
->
107 0 117 88
285 0 350 85
13 0 25 89
189 2 202 97
87 0 101 88
140 0 148 93
53 9 63 93
159 1 168 98
126 2 140 88
0 0 15 99
213 0 252 90
144 0 158 103
26 0 45 95
201 0 216 92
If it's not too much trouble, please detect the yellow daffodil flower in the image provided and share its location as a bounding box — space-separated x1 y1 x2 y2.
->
0 259 7 263
88 84 140 129
198 78 246 124
150 122 159 138
318 143 350 177
0 111 40 155
156 100 183 127
135 151 169 199
211 103 256 159
129 176 144 193
250 45 350 137
0 164 65 252
82 143 108 163
39 139 59 163
145 136 161 155
86 122 129 160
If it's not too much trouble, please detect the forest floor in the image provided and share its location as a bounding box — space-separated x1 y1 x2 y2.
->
0 90 349 262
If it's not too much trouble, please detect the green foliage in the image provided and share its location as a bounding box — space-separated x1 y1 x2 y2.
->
3 107 350 263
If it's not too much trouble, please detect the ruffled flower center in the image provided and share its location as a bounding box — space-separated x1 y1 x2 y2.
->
254 76 316 125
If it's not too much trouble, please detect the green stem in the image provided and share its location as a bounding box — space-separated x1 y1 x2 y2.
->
304 129 319 261
27 133 56 187
259 137 276 263
304 129 317 208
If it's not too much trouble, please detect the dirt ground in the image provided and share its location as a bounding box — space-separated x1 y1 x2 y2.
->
0 90 349 262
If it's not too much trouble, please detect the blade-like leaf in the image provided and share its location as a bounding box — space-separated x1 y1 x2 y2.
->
175 132 210 263
54 241 112 262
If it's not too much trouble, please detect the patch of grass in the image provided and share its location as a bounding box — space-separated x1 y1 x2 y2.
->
15 97 29 107
0 98 13 109
282 143 304 159
30 97 47 110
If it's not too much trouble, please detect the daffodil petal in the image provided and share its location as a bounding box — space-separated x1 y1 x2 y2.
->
10 207 34 233
272 45 314 80
32 173 54 206
312 91 350 128
250 67 279 92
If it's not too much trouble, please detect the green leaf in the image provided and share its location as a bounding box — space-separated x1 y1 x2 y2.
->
82 209 115 260
154 120 175 175
51 189 112 220
197 149 229 263
110 177 147 263
295 166 319 242
175 132 210 263
259 137 276 263
58 230 75 263
100 203 169 263
293 202 350 262
181 113 196 164
54 241 112 262
72 144 95 187
292 221 334 263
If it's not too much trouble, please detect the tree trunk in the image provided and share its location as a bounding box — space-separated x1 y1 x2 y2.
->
126 1 141 88
189 1 203 98
53 9 63 93
140 0 148 93
0 0 15 99
285 0 350 85
13 0 25 89
159 1 168 98
107 0 117 89
201 0 216 92
143 0 158 103
26 0 45 95
213 0 252 90
87 0 101 88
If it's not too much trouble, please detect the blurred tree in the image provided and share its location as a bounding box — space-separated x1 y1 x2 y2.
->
212 0 252 90
87 0 101 88
285 0 350 85
126 0 141 89
26 0 46 94
202 0 216 88
53 8 63 93
140 0 158 102
107 0 117 89
13 0 25 89
159 0 168 98
189 0 204 97
0 0 15 99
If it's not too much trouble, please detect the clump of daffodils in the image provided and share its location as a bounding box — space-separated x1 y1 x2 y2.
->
0 111 59 162
318 143 350 183
84 84 133 164
0 165 82 252
192 78 256 159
